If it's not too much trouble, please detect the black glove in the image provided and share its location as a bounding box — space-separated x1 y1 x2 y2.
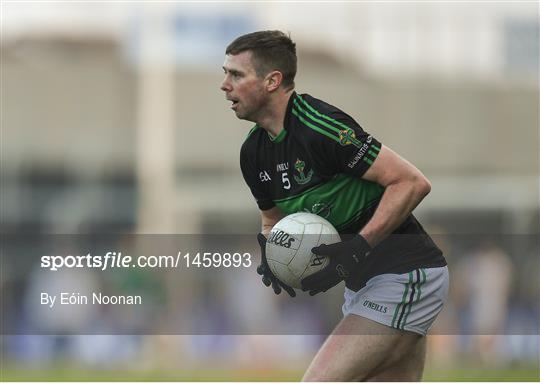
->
300 234 371 296
256 233 296 297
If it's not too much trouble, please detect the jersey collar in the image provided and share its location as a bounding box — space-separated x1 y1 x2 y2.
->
267 91 296 144
268 127 287 143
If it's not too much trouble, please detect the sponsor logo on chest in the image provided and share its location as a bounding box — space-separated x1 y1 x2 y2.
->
276 162 289 172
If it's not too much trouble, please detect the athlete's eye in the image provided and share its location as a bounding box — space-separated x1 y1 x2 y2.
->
230 71 243 79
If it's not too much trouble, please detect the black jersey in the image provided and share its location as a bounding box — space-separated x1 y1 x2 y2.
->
240 92 446 291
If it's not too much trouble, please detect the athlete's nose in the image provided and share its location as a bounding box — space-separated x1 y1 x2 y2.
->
220 76 231 92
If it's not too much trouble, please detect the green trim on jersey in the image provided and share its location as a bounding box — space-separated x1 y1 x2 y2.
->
268 127 287 143
292 108 339 143
364 145 381 166
292 98 341 142
273 174 384 231
296 94 352 133
292 95 381 166
244 125 260 142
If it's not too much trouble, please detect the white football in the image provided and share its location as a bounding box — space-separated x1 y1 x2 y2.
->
266 212 341 289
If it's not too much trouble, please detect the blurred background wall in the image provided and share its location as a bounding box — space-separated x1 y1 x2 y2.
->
1 1 539 380
2 2 538 234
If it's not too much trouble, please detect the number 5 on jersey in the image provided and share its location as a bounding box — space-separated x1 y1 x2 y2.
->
281 172 291 190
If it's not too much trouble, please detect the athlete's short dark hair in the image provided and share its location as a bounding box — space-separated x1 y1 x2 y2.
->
226 30 297 90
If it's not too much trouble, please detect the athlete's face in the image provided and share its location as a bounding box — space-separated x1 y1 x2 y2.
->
221 51 268 122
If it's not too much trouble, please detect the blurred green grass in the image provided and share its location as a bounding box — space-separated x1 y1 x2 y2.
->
423 367 540 382
1 369 300 382
2 366 539 382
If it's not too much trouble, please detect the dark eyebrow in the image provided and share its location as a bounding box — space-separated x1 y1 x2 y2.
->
223 67 243 76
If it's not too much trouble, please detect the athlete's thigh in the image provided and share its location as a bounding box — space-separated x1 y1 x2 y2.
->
365 334 426 381
302 314 422 382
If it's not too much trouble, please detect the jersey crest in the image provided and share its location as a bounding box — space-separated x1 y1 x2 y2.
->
339 128 363 148
293 158 314 185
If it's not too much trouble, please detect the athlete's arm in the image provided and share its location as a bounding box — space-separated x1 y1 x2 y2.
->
301 144 430 295
260 206 286 236
359 144 431 247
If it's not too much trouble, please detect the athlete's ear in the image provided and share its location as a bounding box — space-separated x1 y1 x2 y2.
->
265 71 283 92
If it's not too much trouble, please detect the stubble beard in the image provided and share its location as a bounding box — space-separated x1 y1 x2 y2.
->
235 95 266 123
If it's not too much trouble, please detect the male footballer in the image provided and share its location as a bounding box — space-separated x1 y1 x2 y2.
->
221 30 449 381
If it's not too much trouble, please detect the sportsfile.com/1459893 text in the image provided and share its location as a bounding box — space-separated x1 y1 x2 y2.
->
40 251 253 271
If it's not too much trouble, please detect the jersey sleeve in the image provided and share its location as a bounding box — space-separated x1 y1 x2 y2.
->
240 143 275 211
327 111 382 177
294 95 382 177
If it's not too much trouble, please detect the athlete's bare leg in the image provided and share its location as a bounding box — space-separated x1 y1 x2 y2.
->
366 335 426 381
302 314 426 382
